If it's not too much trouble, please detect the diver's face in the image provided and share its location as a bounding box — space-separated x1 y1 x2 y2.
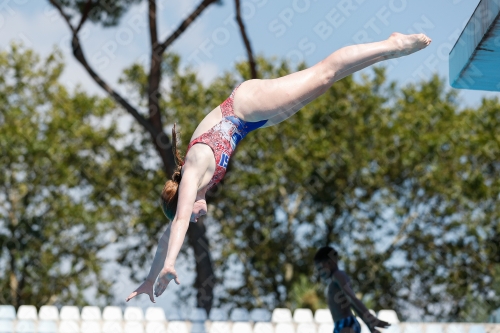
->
190 198 207 222
315 261 334 281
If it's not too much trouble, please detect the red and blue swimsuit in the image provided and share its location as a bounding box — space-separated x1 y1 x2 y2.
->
186 86 267 190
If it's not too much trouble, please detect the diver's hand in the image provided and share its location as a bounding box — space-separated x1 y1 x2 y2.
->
369 319 390 333
154 266 180 297
126 280 155 303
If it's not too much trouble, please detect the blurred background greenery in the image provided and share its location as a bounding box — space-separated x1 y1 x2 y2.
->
0 0 499 323
1 43 499 321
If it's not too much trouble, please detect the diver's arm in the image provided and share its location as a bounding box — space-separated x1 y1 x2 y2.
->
334 272 368 313
125 178 196 302
163 173 198 268
163 150 208 268
125 224 172 303
152 152 209 296
144 224 171 283
333 272 385 330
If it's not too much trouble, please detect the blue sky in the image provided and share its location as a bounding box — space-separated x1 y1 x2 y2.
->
1 0 498 106
1 0 498 311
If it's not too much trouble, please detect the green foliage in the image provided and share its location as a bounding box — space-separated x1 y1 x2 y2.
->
0 44 152 307
56 0 142 27
59 45 500 320
175 58 499 320
289 275 327 312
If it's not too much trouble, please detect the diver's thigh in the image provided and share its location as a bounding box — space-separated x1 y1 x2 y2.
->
233 66 328 122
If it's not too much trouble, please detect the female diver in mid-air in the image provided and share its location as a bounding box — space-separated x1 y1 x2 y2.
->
126 32 432 303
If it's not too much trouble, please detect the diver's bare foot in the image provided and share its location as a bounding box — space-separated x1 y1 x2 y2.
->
388 32 432 57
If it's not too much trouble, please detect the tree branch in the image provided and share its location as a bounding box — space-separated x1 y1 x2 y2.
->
148 0 158 50
146 0 219 176
49 0 177 175
147 0 161 122
234 0 258 79
147 0 176 175
50 0 155 135
49 0 75 33
388 212 417 249
158 0 218 54
75 0 94 33
68 34 159 139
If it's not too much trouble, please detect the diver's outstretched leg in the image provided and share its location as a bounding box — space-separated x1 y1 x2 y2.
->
234 33 431 125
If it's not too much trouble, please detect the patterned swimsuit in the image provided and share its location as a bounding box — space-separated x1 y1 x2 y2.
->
334 316 361 333
186 86 268 190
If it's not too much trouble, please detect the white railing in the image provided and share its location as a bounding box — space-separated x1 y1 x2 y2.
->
0 305 499 333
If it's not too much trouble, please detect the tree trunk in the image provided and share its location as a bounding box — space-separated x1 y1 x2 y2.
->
50 0 227 312
147 1 216 311
187 218 215 313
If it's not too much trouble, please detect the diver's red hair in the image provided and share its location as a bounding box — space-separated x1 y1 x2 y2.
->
161 124 184 220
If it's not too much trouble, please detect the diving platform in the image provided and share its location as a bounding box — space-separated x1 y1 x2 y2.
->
450 0 500 91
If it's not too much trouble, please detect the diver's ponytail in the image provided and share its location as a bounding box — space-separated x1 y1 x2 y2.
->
160 124 184 220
